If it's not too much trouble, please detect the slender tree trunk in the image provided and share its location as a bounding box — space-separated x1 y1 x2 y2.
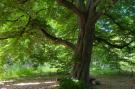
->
72 17 95 89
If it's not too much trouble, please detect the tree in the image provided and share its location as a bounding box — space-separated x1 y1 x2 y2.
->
0 0 135 89
55 0 119 88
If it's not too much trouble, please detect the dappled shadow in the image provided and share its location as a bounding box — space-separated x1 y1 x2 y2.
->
1 76 135 89
0 78 59 89
93 76 135 89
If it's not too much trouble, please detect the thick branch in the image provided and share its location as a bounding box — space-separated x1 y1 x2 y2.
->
105 14 125 29
95 36 133 49
0 16 31 40
32 19 75 50
0 36 17 40
0 30 24 40
92 12 103 23
105 14 135 34
40 28 75 50
0 15 25 22
112 0 119 4
56 0 84 17
93 0 101 8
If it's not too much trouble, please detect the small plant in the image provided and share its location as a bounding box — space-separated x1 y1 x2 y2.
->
58 77 83 89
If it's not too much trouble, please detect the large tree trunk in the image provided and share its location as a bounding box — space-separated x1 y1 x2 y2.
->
56 0 118 88
72 17 95 89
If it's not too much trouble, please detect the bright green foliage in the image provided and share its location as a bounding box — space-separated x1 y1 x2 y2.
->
59 77 83 89
0 63 57 79
0 0 135 78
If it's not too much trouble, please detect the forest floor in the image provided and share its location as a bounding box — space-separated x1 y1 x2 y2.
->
0 76 58 89
0 76 135 89
94 76 135 89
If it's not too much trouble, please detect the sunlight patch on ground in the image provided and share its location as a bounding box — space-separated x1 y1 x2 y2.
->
13 82 41 86
50 84 59 87
43 81 56 84
0 82 4 85
13 81 56 86
0 80 14 85
1 88 7 89
0 79 59 89
0 80 14 83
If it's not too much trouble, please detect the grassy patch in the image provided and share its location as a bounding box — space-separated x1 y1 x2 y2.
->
0 63 58 80
91 68 134 77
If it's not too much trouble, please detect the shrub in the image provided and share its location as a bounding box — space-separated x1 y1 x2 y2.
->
58 77 83 89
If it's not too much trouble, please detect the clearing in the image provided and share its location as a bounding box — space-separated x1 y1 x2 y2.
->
0 76 135 89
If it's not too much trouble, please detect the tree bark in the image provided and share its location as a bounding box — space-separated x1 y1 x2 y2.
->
72 16 95 89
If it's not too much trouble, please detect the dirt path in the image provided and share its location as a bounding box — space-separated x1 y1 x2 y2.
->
0 76 135 89
94 76 135 89
0 77 59 89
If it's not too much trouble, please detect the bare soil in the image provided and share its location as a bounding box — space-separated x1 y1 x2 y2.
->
93 76 135 89
0 77 58 89
0 76 135 89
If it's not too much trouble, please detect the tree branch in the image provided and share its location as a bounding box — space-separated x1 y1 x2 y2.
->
93 0 101 8
95 36 133 49
0 30 24 40
40 28 75 50
0 15 25 22
0 16 31 40
105 14 124 29
32 19 75 50
105 14 135 34
92 12 103 23
56 0 84 17
0 13 75 50
112 0 119 4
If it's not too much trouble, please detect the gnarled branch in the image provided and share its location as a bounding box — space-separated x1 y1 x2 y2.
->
0 16 31 40
32 19 75 50
56 0 84 17
0 31 22 40
95 36 133 49
40 28 75 50
105 14 135 34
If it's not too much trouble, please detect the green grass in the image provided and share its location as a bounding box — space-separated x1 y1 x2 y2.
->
1 63 134 80
91 68 135 77
0 63 58 80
